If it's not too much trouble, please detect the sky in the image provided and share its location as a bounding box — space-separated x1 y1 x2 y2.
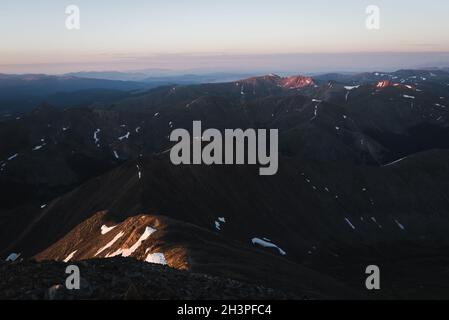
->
1 0 449 74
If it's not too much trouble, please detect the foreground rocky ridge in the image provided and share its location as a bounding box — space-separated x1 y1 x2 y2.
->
0 257 300 300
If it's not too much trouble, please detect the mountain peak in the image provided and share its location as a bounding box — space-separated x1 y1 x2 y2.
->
280 75 314 89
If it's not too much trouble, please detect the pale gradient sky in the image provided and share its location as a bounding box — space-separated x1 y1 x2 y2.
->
1 0 449 74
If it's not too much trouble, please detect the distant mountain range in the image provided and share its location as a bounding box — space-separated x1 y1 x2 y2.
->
1 69 449 299
65 71 255 83
0 72 255 115
0 74 149 115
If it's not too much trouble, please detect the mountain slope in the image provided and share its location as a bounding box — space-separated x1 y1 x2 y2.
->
33 211 358 299
2 70 449 299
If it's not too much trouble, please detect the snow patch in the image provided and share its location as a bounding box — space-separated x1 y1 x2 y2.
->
107 227 157 258
251 238 286 256
145 252 167 265
101 224 117 235
5 253 20 262
118 132 130 141
214 217 226 230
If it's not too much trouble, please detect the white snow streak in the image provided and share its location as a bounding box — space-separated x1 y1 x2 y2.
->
345 218 356 230
395 219 406 230
383 157 407 167
136 165 142 179
371 217 382 228
63 250 77 263
7 154 18 161
94 129 101 145
96 231 125 256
